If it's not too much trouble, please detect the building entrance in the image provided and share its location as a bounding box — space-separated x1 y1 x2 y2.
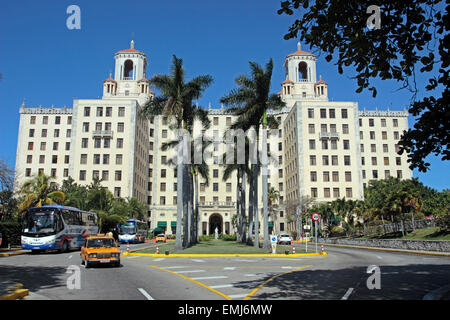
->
209 213 223 235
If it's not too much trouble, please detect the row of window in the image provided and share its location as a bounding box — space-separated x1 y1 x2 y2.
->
308 123 350 134
362 156 402 166
29 115 72 125
81 137 123 148
363 169 403 179
309 155 352 166
83 106 125 117
26 154 70 165
82 122 125 132
25 167 68 178
308 108 349 119
310 171 353 182
28 128 70 138
79 154 123 165
360 131 400 140
79 170 122 182
360 118 399 127
311 187 353 198
309 139 350 150
361 143 400 153
26 141 70 152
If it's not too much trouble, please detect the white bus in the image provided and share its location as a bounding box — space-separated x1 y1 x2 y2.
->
118 219 148 243
21 205 98 253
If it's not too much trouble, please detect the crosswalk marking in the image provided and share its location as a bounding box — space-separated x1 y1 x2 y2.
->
224 267 236 270
177 270 205 274
228 293 249 299
191 276 228 280
210 284 233 289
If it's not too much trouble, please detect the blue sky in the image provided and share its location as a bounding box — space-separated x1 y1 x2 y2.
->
0 0 448 191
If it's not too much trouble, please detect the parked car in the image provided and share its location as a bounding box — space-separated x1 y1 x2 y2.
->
277 234 292 245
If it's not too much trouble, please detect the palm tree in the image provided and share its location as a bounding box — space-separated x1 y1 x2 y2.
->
220 59 285 248
267 187 280 234
18 172 65 212
222 136 252 243
141 55 213 250
163 135 211 245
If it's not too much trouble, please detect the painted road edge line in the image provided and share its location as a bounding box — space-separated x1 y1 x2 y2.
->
124 252 328 257
319 243 450 257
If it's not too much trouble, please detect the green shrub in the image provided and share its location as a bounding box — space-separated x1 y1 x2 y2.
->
219 234 236 241
0 220 22 247
436 214 450 233
329 226 345 237
199 234 214 241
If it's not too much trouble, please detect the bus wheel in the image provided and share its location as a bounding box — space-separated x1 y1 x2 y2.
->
60 240 69 253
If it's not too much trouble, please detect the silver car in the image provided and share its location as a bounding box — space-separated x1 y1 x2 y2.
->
277 234 292 245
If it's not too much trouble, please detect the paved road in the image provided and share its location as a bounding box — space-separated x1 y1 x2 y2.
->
1 243 449 300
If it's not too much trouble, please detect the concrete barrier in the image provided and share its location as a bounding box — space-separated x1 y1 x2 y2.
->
320 238 450 253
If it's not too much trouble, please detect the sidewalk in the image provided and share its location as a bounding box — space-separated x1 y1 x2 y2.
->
319 242 450 257
0 247 30 257
0 282 29 300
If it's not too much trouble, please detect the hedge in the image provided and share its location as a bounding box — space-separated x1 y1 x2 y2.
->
0 220 22 247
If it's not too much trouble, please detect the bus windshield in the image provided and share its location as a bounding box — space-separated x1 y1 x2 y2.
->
119 223 136 235
22 209 58 235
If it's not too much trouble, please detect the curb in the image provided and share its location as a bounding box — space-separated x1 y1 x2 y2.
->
124 252 328 257
0 250 29 257
423 284 450 300
0 283 29 300
319 242 450 257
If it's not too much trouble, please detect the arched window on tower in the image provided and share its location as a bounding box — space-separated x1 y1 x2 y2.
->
124 60 134 80
298 62 308 81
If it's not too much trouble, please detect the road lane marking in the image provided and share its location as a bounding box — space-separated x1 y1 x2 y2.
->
281 266 293 269
244 274 258 277
224 267 236 270
243 265 312 300
210 284 233 289
191 259 205 262
229 293 249 299
150 265 232 300
68 255 73 259
176 270 205 274
138 288 155 300
153 258 165 261
191 276 228 280
341 288 354 300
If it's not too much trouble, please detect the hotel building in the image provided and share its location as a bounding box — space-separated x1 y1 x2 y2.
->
14 41 411 236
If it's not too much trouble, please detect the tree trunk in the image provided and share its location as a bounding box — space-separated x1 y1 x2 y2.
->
262 129 270 249
175 128 183 250
253 164 259 248
182 164 190 248
194 173 200 243
240 170 246 243
411 210 416 231
381 214 386 235
236 169 241 243
247 175 254 246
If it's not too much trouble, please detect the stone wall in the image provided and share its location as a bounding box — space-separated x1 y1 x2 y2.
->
321 238 450 253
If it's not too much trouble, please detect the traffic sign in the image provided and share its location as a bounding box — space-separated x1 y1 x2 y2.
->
312 213 320 221
303 225 311 230
270 236 277 244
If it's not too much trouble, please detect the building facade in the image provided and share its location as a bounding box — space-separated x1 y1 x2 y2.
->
14 41 411 237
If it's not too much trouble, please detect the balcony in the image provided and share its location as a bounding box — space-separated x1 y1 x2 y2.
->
92 130 114 138
319 132 340 140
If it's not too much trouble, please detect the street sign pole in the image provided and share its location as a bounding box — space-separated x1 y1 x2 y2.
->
315 220 318 253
